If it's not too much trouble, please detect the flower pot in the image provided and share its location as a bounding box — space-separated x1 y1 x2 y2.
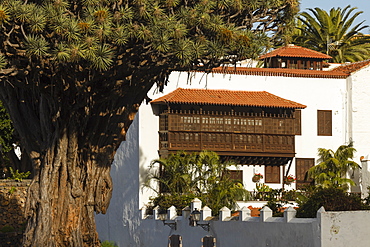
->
252 176 260 183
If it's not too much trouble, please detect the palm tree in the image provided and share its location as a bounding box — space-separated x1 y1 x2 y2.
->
293 5 370 63
145 151 249 214
308 142 360 190
145 151 198 195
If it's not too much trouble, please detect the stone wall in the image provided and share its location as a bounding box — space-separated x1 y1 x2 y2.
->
0 179 30 247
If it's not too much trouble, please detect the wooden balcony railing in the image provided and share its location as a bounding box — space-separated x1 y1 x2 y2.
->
159 132 295 154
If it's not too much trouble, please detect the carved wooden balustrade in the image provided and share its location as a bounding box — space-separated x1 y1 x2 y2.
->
158 109 298 158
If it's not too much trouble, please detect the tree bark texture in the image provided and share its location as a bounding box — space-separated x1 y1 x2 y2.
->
0 61 168 246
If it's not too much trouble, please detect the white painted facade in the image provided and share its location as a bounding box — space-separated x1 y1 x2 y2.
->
96 63 370 246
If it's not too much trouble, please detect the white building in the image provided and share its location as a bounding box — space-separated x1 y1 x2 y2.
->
96 45 370 246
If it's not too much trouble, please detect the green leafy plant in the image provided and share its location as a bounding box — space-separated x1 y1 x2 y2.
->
7 167 30 182
255 183 271 192
0 225 15 233
8 186 17 194
296 187 369 218
145 151 249 215
100 240 117 247
307 142 360 190
149 194 196 215
265 199 290 217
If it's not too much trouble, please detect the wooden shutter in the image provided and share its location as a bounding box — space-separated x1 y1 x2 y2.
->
265 166 280 183
317 110 332 136
294 110 302 135
227 170 243 182
295 158 315 189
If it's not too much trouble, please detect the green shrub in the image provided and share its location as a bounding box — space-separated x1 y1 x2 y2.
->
101 240 118 247
150 193 196 215
296 187 369 218
7 167 30 182
0 225 15 233
8 186 17 194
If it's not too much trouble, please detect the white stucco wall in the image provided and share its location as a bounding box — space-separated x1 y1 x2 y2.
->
96 115 142 246
319 209 370 247
344 65 370 192
140 71 347 196
96 69 370 245
349 65 370 160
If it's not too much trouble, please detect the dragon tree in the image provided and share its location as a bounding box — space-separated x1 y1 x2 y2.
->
0 0 298 246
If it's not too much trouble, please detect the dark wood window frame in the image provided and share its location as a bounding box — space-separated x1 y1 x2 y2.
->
227 170 243 182
294 109 302 135
295 158 315 188
317 110 332 136
265 165 280 183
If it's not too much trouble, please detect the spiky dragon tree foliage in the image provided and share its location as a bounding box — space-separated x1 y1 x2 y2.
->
0 0 298 246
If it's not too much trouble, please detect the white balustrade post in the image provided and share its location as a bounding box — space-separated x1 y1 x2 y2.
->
140 206 147 219
239 206 251 221
153 206 160 220
168 205 177 220
260 206 272 222
201 206 212 221
316 206 326 221
284 206 296 222
219 207 231 221
191 198 202 212
182 206 191 219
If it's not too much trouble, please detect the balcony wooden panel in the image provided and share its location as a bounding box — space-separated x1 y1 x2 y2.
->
159 111 297 157
165 112 296 135
164 131 294 155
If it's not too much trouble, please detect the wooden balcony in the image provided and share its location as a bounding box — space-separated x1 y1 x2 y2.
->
158 110 298 159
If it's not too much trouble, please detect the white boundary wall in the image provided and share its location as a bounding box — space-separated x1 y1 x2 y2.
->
102 198 370 247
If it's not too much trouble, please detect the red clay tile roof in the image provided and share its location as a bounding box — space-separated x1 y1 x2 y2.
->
259 44 332 60
151 88 307 109
331 59 370 74
211 67 348 79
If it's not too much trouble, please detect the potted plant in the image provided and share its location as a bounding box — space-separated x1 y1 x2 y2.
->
284 175 296 185
252 173 263 183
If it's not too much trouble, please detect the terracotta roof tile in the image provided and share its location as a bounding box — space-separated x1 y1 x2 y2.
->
151 88 307 109
331 59 370 74
259 44 332 60
211 67 348 79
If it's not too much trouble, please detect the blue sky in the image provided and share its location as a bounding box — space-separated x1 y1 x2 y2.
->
300 0 370 33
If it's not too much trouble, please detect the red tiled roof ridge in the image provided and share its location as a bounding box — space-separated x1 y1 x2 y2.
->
151 88 307 109
259 44 332 60
210 67 348 79
330 59 370 74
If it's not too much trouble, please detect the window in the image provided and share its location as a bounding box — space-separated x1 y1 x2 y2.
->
295 158 314 189
202 236 216 247
227 170 243 182
294 110 301 135
169 235 182 247
317 110 332 136
265 165 280 183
